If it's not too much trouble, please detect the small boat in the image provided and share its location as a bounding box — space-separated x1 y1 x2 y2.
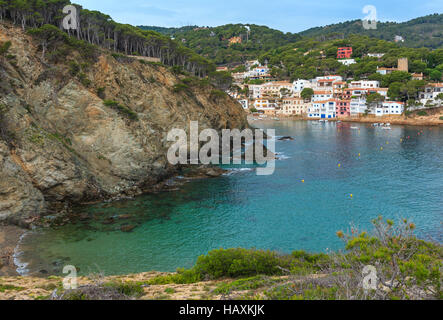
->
385 123 391 126
381 126 392 130
350 126 359 130
372 123 379 127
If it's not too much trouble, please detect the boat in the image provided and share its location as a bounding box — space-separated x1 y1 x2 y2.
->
350 126 359 130
381 126 392 130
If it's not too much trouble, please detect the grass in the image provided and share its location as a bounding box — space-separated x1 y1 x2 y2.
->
164 287 176 294
103 100 139 120
213 276 281 295
0 283 25 293
103 281 145 298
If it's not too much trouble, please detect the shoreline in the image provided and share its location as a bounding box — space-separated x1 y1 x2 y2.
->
0 165 233 278
248 109 443 126
250 116 443 126
0 225 26 276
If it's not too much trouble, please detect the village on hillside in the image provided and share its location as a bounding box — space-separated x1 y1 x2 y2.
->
218 47 443 120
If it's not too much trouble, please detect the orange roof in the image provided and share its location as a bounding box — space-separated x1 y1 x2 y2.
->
384 101 405 105
314 91 333 94
313 99 339 104
283 97 304 101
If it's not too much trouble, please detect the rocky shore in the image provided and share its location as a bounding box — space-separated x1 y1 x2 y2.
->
0 23 247 229
250 107 443 126
0 225 25 276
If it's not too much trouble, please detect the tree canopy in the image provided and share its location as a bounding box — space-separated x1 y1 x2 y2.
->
0 0 216 76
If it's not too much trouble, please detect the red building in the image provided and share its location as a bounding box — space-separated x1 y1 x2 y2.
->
337 47 353 59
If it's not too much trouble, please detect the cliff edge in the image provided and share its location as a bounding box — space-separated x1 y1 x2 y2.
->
0 23 247 226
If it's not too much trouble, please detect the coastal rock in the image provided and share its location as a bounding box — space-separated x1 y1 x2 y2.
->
120 225 136 233
278 136 295 141
0 23 247 226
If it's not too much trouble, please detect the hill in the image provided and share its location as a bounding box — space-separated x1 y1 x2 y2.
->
300 14 443 49
139 24 301 65
0 0 216 76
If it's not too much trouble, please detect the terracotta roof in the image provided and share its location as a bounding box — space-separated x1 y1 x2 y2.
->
313 99 338 104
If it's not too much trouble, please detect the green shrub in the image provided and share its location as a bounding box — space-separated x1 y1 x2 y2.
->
194 248 290 279
68 61 80 76
0 41 12 55
103 281 144 298
209 89 227 101
78 73 91 87
440 116 443 121
0 283 25 292
417 110 428 116
146 268 202 285
97 87 106 99
213 276 277 295
173 83 189 93
103 100 138 120
164 288 175 294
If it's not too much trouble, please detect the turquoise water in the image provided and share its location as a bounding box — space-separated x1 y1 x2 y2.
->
19 121 443 276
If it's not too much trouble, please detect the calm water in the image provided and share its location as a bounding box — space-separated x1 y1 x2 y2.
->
18 121 443 276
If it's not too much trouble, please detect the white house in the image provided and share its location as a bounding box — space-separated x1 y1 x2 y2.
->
308 100 337 119
312 91 334 102
349 80 380 89
350 98 368 116
293 79 312 92
419 83 443 104
248 84 264 99
376 67 397 75
316 75 343 82
238 99 249 110
373 102 404 116
338 59 356 66
367 53 385 58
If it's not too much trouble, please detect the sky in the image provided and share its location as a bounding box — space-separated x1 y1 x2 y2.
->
73 0 443 33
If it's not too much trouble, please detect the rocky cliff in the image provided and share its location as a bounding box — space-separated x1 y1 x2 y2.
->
0 23 247 227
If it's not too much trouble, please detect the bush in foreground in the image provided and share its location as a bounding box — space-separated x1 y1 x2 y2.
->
54 218 442 300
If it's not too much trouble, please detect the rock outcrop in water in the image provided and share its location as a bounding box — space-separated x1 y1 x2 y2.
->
0 23 247 227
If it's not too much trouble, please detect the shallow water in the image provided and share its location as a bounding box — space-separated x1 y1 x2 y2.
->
18 121 443 276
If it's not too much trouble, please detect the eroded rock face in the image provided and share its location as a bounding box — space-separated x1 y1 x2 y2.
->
0 23 247 225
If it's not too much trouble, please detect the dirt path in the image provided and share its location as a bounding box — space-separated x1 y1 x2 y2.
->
0 272 227 300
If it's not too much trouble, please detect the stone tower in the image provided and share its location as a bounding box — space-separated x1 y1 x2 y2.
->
398 58 409 72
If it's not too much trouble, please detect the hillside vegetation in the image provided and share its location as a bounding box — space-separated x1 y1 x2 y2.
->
140 24 301 65
258 35 443 103
0 0 215 76
300 14 443 49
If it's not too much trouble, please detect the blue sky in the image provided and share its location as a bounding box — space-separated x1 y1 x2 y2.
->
74 0 443 33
